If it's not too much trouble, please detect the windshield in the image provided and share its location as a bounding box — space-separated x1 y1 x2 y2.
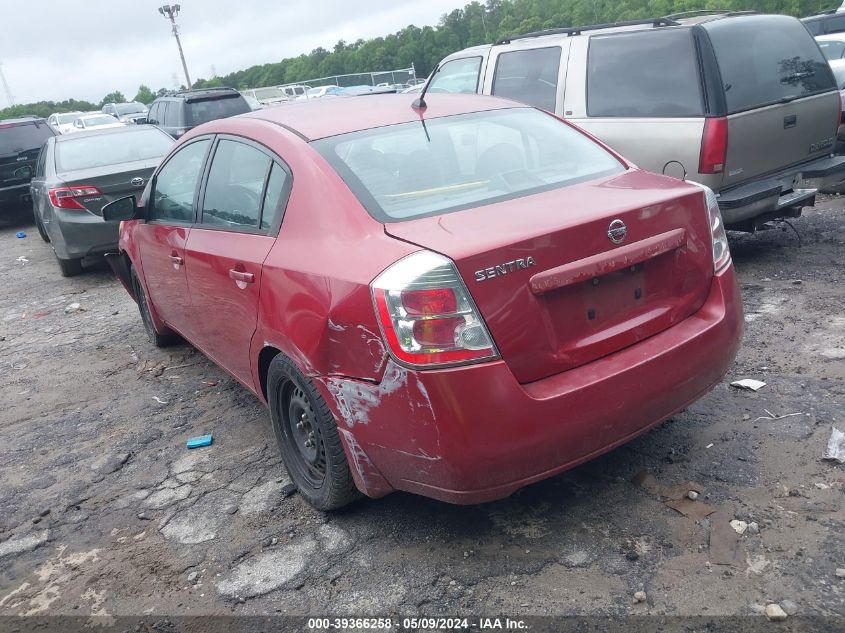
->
115 103 146 115
55 113 81 125
83 115 119 127
313 108 624 222
186 95 250 126
253 88 284 100
0 122 53 155
56 128 173 172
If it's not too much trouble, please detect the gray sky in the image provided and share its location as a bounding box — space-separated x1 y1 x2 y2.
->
0 0 462 106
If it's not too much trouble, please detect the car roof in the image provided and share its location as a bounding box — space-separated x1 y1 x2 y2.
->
243 93 524 141
55 125 163 142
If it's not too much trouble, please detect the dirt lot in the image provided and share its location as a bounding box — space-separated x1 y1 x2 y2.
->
0 198 843 625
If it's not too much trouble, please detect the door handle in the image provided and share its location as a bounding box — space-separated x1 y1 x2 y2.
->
229 269 255 284
169 255 184 265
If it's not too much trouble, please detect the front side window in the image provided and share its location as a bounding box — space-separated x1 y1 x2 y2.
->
492 47 561 112
706 15 836 113
314 108 624 222
201 140 270 229
588 29 704 117
149 139 210 223
428 57 482 94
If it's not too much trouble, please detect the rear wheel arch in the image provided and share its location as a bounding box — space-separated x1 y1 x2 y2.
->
258 345 283 402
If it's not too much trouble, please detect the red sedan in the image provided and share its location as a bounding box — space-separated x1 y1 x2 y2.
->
103 94 743 510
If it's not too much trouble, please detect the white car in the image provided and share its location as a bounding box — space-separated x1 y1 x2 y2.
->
241 87 288 106
296 85 340 100
816 32 845 61
69 114 126 133
47 112 85 135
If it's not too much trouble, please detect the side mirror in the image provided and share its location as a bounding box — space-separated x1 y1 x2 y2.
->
13 165 32 179
102 195 138 222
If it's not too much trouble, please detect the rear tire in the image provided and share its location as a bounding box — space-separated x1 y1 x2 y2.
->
56 256 82 277
131 268 180 347
267 355 360 511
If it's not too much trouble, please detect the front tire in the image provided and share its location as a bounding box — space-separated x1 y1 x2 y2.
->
131 268 179 347
267 355 360 511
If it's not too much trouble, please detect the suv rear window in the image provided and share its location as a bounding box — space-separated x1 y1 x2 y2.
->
0 122 54 155
314 108 624 222
587 29 703 117
186 95 250 126
705 15 836 114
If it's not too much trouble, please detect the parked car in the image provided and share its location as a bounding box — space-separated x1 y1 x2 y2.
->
30 125 174 276
242 94 263 111
430 12 845 231
70 114 126 133
0 117 56 212
241 87 288 106
102 94 742 510
802 8 845 36
296 85 341 100
280 84 310 99
47 111 85 135
146 87 251 139
102 102 149 124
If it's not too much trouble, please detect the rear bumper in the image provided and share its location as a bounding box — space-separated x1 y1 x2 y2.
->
718 155 845 227
323 266 743 504
47 207 119 259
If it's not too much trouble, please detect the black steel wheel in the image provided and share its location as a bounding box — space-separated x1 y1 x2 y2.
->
267 354 360 511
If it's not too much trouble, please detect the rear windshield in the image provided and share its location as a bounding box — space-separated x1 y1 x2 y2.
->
313 108 624 222
587 29 703 117
186 95 250 126
252 88 285 100
83 115 119 127
705 15 836 114
0 122 54 155
55 113 80 125
56 128 173 172
114 103 146 115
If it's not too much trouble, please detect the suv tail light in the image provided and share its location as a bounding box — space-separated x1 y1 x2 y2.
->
699 117 728 174
371 251 498 368
695 184 731 272
48 186 101 210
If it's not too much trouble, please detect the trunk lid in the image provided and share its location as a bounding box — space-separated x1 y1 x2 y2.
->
56 159 159 216
384 171 714 383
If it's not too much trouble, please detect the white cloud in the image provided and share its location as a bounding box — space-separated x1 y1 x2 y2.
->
0 0 462 105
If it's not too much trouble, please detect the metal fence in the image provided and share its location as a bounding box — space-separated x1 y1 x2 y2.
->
277 66 417 89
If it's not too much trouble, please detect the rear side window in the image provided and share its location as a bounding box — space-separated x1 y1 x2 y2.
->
587 29 703 117
705 15 836 114
202 139 269 229
150 139 210 223
186 96 250 126
165 101 179 126
823 15 845 34
492 47 561 112
428 57 482 94
0 122 54 155
261 164 290 230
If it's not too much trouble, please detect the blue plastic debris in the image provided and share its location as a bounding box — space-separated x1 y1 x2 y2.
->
15 231 26 239
186 434 213 449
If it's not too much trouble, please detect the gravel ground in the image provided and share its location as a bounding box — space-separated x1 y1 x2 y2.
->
0 199 843 625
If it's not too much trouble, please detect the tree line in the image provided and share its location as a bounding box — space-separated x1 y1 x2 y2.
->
1 0 838 120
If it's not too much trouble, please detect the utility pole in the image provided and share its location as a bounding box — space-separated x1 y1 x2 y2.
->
158 4 192 89
0 62 15 107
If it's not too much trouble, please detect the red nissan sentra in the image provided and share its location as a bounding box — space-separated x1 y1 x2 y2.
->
103 94 743 510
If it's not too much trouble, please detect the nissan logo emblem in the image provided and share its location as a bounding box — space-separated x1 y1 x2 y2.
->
607 219 627 245
131 177 145 187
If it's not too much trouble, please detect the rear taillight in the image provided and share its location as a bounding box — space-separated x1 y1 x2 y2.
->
48 186 101 210
371 251 498 368
696 184 731 272
699 117 728 175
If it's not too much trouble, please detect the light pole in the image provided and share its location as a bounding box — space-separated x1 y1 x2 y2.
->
158 4 192 90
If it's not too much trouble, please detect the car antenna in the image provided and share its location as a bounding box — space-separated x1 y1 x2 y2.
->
412 65 439 110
